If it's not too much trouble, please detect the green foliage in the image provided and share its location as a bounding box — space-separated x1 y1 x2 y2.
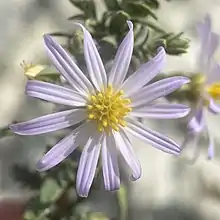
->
69 0 96 18
40 178 62 203
124 2 157 20
109 11 130 36
60 0 189 62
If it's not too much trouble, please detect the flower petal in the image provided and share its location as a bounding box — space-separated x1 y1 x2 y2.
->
187 118 203 133
197 14 212 72
131 104 190 119
76 132 102 197
102 133 120 191
37 122 93 171
125 118 181 155
206 32 219 60
26 80 87 106
206 62 220 85
121 47 166 97
197 14 219 74
207 126 214 160
37 132 78 171
130 76 190 108
44 35 94 96
113 129 141 181
76 23 107 91
197 14 211 47
108 21 134 89
10 109 86 135
208 98 220 114
188 108 205 133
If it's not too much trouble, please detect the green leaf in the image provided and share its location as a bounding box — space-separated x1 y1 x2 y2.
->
156 32 173 39
165 33 189 54
124 2 157 20
66 30 84 54
49 32 72 38
167 37 190 49
100 36 117 48
87 212 109 220
109 11 130 35
134 19 165 33
143 0 160 9
103 0 120 10
165 47 188 55
152 39 166 48
166 32 184 42
135 26 149 47
40 178 62 204
167 40 189 50
69 0 96 18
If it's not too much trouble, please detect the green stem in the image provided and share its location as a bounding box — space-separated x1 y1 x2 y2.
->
133 19 165 34
116 185 128 220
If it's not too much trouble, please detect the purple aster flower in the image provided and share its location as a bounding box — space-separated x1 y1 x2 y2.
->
10 21 189 197
183 14 220 160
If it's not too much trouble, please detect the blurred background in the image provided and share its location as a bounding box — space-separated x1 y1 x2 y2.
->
1 0 220 219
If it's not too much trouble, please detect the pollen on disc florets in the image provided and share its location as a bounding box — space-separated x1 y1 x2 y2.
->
206 82 220 100
191 73 220 105
87 85 132 133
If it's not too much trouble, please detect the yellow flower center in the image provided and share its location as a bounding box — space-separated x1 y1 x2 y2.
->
206 83 220 100
87 86 132 133
190 73 220 104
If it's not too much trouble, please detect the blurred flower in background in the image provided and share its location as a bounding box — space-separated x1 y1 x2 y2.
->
182 14 220 160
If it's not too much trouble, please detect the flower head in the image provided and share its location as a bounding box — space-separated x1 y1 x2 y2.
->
183 14 220 159
10 21 189 197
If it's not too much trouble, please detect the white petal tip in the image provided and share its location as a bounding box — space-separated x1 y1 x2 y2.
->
126 20 133 29
130 174 141 181
74 22 86 32
77 190 89 198
157 46 165 53
36 160 47 172
9 124 15 131
207 151 214 160
182 107 191 117
43 34 53 45
9 124 25 136
177 76 190 84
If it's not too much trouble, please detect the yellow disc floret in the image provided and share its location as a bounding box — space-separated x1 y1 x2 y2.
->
87 86 132 133
191 73 220 104
206 83 220 100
